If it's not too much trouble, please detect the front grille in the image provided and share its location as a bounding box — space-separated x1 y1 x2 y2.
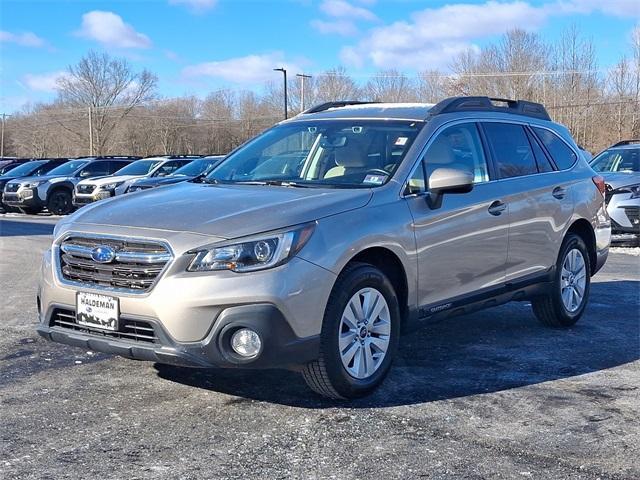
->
2 193 19 203
73 196 96 205
77 184 96 194
623 206 640 225
5 183 19 193
58 236 172 292
51 309 158 343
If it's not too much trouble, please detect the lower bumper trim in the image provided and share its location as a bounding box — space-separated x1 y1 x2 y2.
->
37 303 320 370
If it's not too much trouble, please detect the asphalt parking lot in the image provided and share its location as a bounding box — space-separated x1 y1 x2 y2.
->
1 214 638 480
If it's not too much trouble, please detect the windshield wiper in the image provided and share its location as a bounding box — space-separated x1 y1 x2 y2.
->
233 180 313 188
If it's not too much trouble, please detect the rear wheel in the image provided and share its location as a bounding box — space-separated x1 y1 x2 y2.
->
532 233 591 327
302 263 400 399
47 189 73 215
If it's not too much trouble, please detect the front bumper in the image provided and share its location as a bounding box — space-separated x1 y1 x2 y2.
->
73 191 113 207
38 233 335 368
607 194 640 235
2 189 44 209
36 304 320 370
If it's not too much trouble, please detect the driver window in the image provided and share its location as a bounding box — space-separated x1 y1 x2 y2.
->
423 123 489 184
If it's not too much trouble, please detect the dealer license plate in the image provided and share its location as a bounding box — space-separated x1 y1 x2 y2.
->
76 292 119 331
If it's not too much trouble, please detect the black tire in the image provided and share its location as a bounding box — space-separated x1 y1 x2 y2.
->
302 262 401 399
532 233 591 328
47 189 73 215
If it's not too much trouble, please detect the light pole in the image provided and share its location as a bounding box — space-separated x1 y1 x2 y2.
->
0 113 10 158
273 67 288 119
296 73 312 113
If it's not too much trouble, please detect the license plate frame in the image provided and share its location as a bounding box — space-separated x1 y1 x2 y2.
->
76 292 120 331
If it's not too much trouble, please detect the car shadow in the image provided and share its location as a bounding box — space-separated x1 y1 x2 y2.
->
154 280 640 408
0 219 55 237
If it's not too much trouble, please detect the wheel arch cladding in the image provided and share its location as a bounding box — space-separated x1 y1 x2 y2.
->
346 247 409 322
567 219 596 273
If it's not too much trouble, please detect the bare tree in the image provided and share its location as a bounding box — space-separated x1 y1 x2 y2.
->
364 70 417 102
314 67 361 103
56 51 157 155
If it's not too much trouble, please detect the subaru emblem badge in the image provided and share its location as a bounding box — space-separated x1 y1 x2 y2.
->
91 245 116 264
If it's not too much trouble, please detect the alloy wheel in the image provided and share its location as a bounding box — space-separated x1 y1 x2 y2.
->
338 287 391 379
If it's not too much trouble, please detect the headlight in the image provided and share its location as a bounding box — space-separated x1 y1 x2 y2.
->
100 182 124 191
187 223 315 273
628 184 640 199
22 181 44 188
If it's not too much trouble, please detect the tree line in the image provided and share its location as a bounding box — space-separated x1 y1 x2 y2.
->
4 27 639 158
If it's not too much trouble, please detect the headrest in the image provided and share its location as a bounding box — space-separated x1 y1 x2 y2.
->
334 136 368 168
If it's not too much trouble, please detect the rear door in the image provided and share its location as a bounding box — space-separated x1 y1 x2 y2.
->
481 122 574 283
405 122 509 310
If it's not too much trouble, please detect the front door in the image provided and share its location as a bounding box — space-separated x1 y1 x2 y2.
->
405 122 509 315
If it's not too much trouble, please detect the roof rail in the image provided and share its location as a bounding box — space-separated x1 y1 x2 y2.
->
427 96 551 121
303 101 379 114
611 139 640 147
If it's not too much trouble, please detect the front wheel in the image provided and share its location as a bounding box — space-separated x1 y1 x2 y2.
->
302 263 400 399
47 189 73 215
532 233 591 328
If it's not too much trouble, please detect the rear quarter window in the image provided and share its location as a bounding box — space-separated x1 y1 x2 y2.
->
532 127 577 170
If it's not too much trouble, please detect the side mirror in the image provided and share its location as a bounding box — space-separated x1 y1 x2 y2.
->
427 167 474 208
79 170 90 178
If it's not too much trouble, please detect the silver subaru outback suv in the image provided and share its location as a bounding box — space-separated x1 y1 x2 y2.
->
37 97 610 399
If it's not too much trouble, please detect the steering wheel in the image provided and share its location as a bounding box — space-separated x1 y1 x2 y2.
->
365 169 389 176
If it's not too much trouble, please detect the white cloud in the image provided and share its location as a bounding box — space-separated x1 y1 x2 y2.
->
22 71 68 92
311 19 359 36
320 0 377 21
340 1 549 70
182 53 303 85
0 30 46 48
168 0 218 13
77 11 152 49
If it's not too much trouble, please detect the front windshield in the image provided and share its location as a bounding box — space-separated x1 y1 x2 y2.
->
172 157 222 176
47 160 89 176
591 148 639 173
2 160 45 177
115 159 163 176
207 120 422 187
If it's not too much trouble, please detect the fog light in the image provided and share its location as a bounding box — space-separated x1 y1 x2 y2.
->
230 328 262 358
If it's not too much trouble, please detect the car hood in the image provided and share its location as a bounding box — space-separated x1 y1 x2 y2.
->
599 172 640 190
7 174 72 186
133 176 194 187
69 182 373 239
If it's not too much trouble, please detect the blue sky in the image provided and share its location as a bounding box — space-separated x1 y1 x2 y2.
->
1 0 638 112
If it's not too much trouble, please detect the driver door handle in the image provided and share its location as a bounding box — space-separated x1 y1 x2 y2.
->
488 200 507 216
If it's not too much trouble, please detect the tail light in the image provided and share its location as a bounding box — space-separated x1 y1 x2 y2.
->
592 175 606 196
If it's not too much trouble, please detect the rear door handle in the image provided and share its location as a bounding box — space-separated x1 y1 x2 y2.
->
552 186 567 199
488 200 507 216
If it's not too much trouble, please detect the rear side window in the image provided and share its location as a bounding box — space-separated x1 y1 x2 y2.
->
532 127 577 170
79 161 110 177
109 161 130 173
482 123 537 179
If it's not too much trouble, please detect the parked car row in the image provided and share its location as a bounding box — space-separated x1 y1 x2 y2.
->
0 154 224 215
